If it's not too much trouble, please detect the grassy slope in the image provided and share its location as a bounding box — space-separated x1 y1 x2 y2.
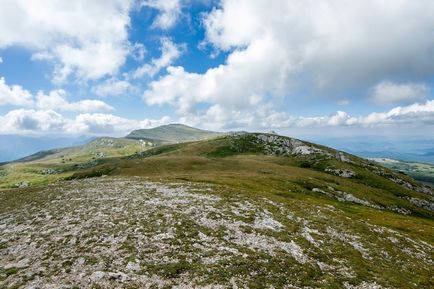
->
1 134 433 288
64 134 434 238
0 137 151 188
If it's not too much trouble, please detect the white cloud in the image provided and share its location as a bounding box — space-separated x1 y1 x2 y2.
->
0 109 171 135
94 78 134 97
36 90 114 112
370 81 429 105
203 0 434 88
0 57 3 63
130 42 147 61
142 0 182 29
274 100 434 128
0 77 34 106
144 0 434 123
1 99 434 135
66 113 170 134
356 100 434 127
133 38 184 79
0 0 133 82
176 100 434 131
0 109 66 132
1 77 113 112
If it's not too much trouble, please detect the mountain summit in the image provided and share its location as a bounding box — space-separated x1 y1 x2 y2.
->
125 124 221 144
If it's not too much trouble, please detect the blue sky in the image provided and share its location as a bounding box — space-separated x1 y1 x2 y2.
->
0 0 434 137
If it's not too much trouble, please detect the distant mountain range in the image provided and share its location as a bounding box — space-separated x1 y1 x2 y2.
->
305 135 434 164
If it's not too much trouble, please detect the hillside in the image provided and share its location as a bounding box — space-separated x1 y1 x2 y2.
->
0 137 151 188
371 158 434 186
0 135 90 162
1 132 433 288
126 123 221 143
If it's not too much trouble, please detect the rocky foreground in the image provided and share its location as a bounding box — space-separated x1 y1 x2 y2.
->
1 177 433 288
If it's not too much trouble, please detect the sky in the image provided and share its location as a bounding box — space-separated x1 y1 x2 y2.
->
0 0 434 137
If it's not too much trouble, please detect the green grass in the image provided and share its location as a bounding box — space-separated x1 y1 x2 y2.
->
0 137 149 188
373 158 434 186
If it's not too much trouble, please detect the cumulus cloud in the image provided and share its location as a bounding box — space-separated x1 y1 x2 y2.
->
36 90 114 112
66 113 171 134
94 78 134 97
144 0 434 123
1 99 434 135
0 0 133 82
133 38 184 79
177 100 434 131
0 109 66 132
202 0 434 88
142 0 182 29
0 77 34 106
0 109 171 135
0 77 113 112
370 81 429 105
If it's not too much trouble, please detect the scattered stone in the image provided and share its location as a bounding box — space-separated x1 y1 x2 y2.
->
14 181 30 188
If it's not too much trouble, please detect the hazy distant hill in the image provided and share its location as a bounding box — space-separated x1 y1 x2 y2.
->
126 123 221 143
307 135 434 164
371 158 434 186
0 135 90 163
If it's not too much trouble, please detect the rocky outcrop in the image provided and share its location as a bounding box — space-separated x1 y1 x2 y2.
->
405 197 434 212
325 168 356 178
253 134 326 156
312 187 381 209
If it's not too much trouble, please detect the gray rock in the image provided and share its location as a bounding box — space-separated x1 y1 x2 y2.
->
15 181 30 188
325 168 356 178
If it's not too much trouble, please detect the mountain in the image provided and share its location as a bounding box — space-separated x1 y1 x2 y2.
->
126 123 221 143
0 135 91 162
1 131 433 288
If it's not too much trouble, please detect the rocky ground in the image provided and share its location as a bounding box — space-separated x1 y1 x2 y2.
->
0 177 433 288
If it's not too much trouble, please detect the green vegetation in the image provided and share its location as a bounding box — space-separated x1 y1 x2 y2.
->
0 137 149 188
1 130 433 288
372 158 434 186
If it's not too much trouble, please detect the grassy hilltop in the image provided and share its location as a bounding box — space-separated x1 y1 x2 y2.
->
0 128 433 288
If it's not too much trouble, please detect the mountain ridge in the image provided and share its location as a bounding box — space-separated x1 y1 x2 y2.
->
125 123 222 143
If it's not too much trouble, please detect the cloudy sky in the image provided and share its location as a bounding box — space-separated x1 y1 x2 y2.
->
0 0 434 136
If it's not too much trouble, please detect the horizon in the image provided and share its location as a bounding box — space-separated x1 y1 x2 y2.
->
1 122 434 164
0 1 433 138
